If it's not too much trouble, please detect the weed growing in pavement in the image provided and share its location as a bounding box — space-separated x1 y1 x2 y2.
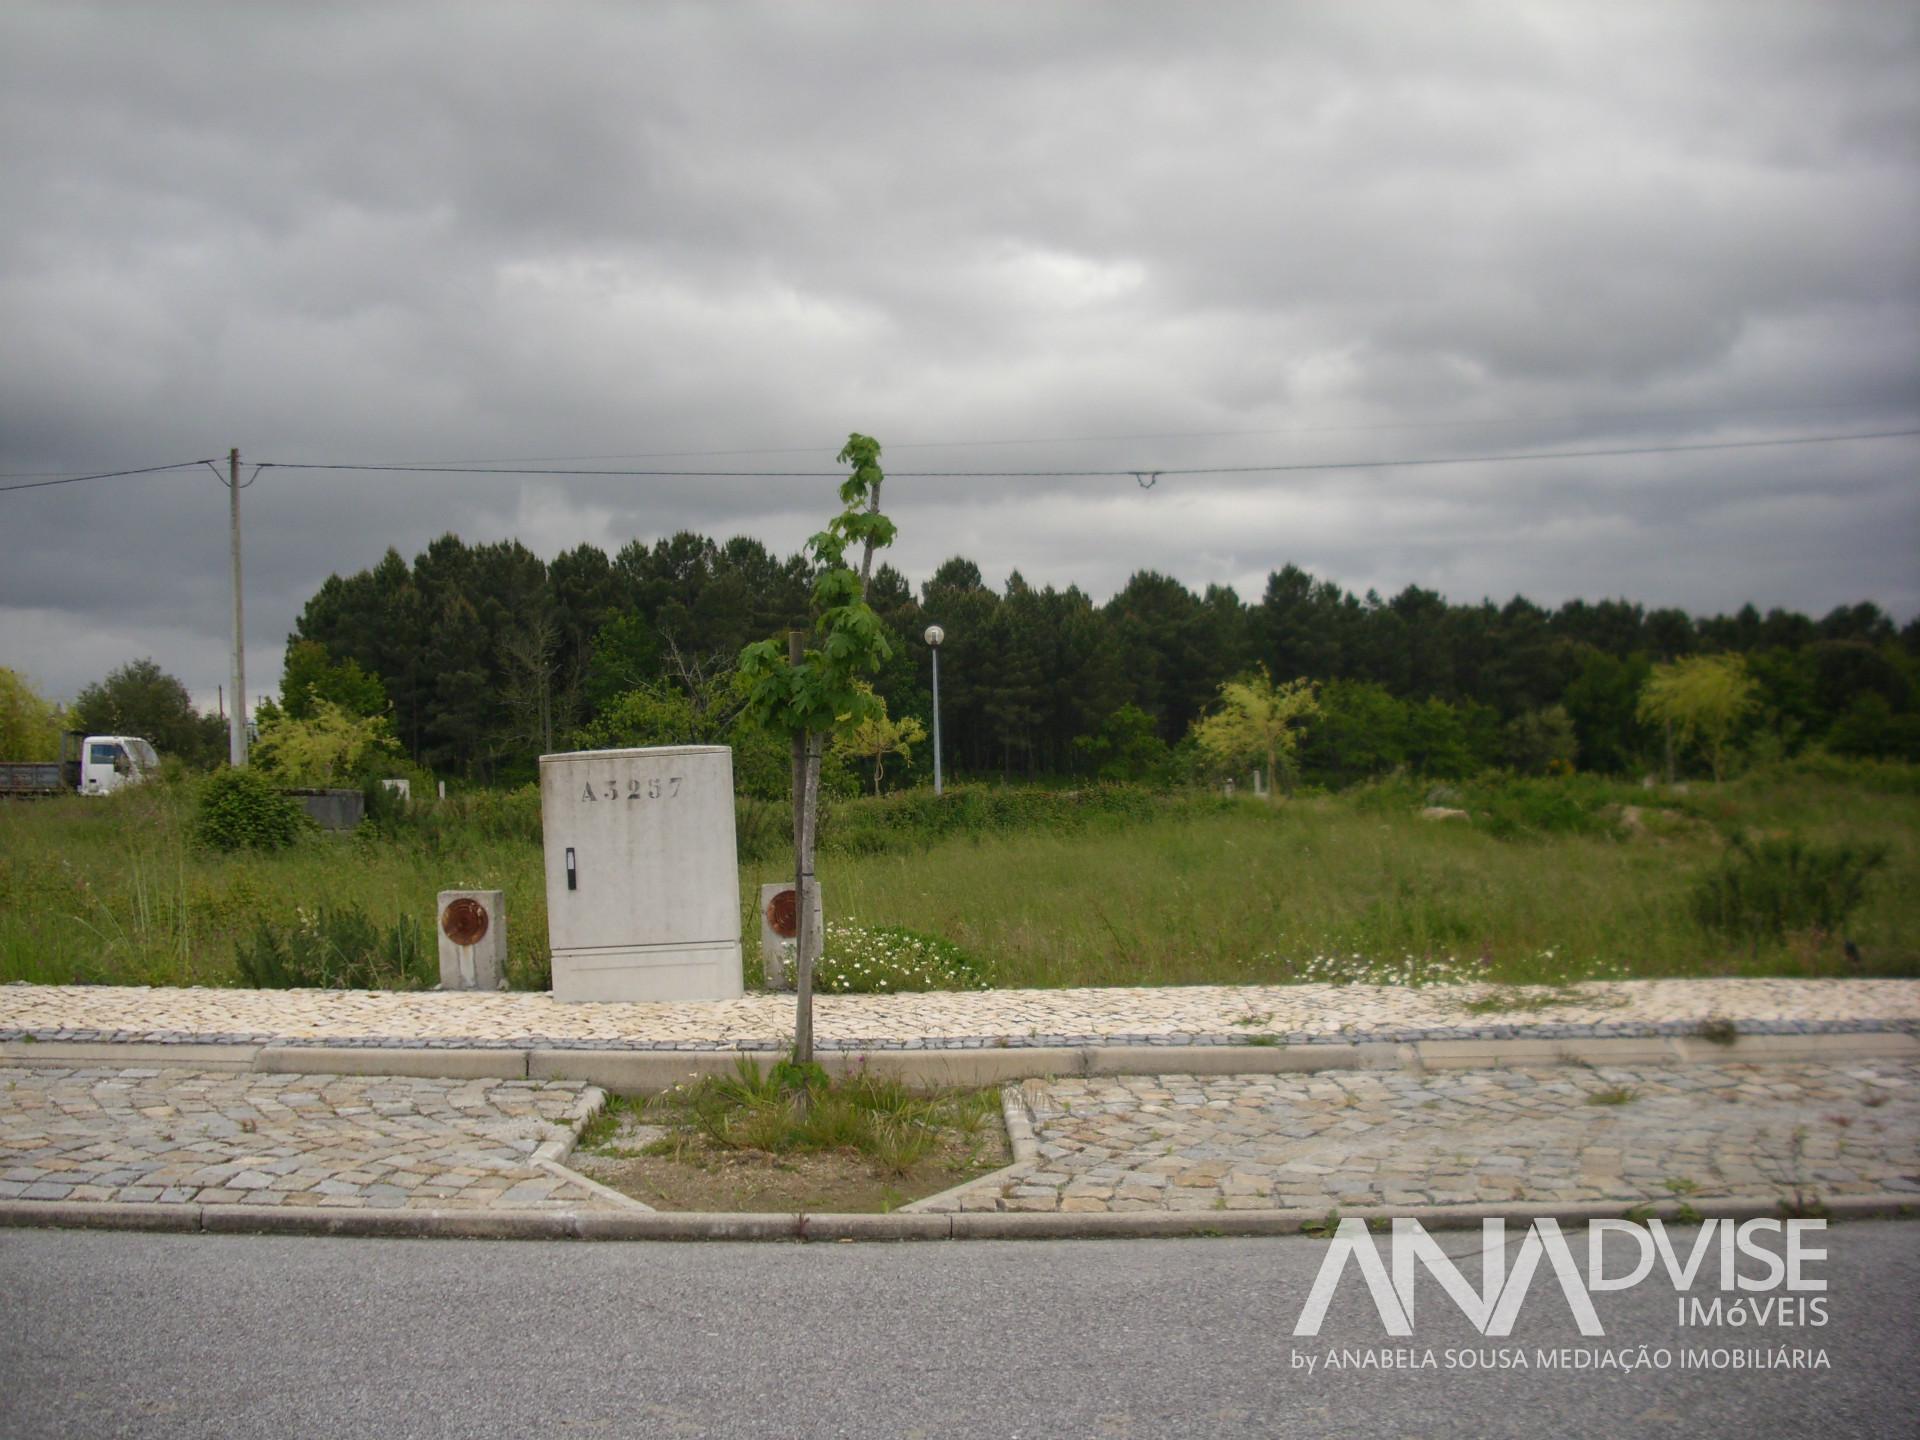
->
1587 1086 1639 1106
1303 1209 1342 1239
1461 984 1631 1016
574 1097 632 1152
1693 1016 1740 1046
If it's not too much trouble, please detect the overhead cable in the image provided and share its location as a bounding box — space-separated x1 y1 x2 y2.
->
0 459 221 495
254 428 1920 480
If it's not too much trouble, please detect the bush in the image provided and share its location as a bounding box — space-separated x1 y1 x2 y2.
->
1346 771 1630 840
781 923 990 993
233 902 433 989
1473 777 1609 841
1690 834 1889 941
193 767 311 852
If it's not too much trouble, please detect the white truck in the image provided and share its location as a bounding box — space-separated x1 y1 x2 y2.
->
0 732 159 797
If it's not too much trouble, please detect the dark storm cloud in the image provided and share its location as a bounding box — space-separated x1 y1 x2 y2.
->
2 0 1915 709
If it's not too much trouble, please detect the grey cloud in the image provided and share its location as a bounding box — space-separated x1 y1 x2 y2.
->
2 0 1916 707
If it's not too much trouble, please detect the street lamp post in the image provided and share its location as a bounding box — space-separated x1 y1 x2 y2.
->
924 624 945 797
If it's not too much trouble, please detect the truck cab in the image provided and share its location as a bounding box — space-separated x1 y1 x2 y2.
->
77 735 159 795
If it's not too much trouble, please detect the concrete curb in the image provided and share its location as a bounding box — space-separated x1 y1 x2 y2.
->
529 1085 656 1213
900 1083 1041 1214
6 1030 1915 1090
0 1041 261 1070
255 1045 528 1080
2 1192 1912 1243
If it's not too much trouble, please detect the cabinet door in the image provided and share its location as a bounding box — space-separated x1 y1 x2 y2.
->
540 748 739 951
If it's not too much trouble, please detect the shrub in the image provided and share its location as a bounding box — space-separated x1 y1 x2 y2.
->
233 902 433 989
251 698 400 787
1690 834 1889 941
193 767 311 852
1474 779 1603 841
781 922 990 993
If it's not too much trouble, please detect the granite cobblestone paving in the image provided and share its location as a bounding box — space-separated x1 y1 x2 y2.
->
1 978 1914 1051
916 1060 1920 1215
4 979 1917 1223
0 1067 622 1212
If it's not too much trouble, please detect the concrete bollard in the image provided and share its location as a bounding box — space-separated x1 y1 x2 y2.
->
437 890 507 990
758 881 823 990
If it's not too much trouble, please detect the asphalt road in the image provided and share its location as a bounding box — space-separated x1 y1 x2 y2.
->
2 1222 1915 1439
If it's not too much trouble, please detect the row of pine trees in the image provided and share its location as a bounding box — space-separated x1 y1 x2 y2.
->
288 531 1920 785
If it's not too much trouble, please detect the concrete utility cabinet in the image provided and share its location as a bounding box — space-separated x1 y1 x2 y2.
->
538 745 743 1003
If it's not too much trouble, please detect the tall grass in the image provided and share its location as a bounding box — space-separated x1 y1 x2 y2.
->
806 767 1920 987
0 782 549 988
2 761 1914 990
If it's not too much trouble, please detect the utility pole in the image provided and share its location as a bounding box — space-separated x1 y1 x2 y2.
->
227 447 248 766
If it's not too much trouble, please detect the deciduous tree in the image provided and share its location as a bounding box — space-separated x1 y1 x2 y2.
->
252 699 401 787
832 686 926 795
0 667 62 761
71 658 224 766
1190 668 1319 799
740 434 896 1062
1637 653 1758 782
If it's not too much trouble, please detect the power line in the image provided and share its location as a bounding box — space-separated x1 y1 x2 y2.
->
255 428 1920 480
1081 428 1920 479
5 428 1914 497
305 396 1908 467
0 459 219 494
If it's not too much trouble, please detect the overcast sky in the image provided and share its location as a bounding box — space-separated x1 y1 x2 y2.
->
3 1 1916 713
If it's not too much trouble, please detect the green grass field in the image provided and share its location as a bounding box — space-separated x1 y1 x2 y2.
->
2 760 1914 991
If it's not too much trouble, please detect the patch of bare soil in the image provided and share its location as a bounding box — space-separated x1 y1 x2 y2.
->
568 1108 1011 1214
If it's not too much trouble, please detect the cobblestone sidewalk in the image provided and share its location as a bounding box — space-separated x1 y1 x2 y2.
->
0 1067 626 1212
2 978 1915 1051
915 1059 1920 1216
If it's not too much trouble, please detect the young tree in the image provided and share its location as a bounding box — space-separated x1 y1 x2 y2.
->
1190 668 1320 799
831 686 926 795
251 699 401 787
0 667 62 760
1637 653 1758 782
740 435 895 1063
